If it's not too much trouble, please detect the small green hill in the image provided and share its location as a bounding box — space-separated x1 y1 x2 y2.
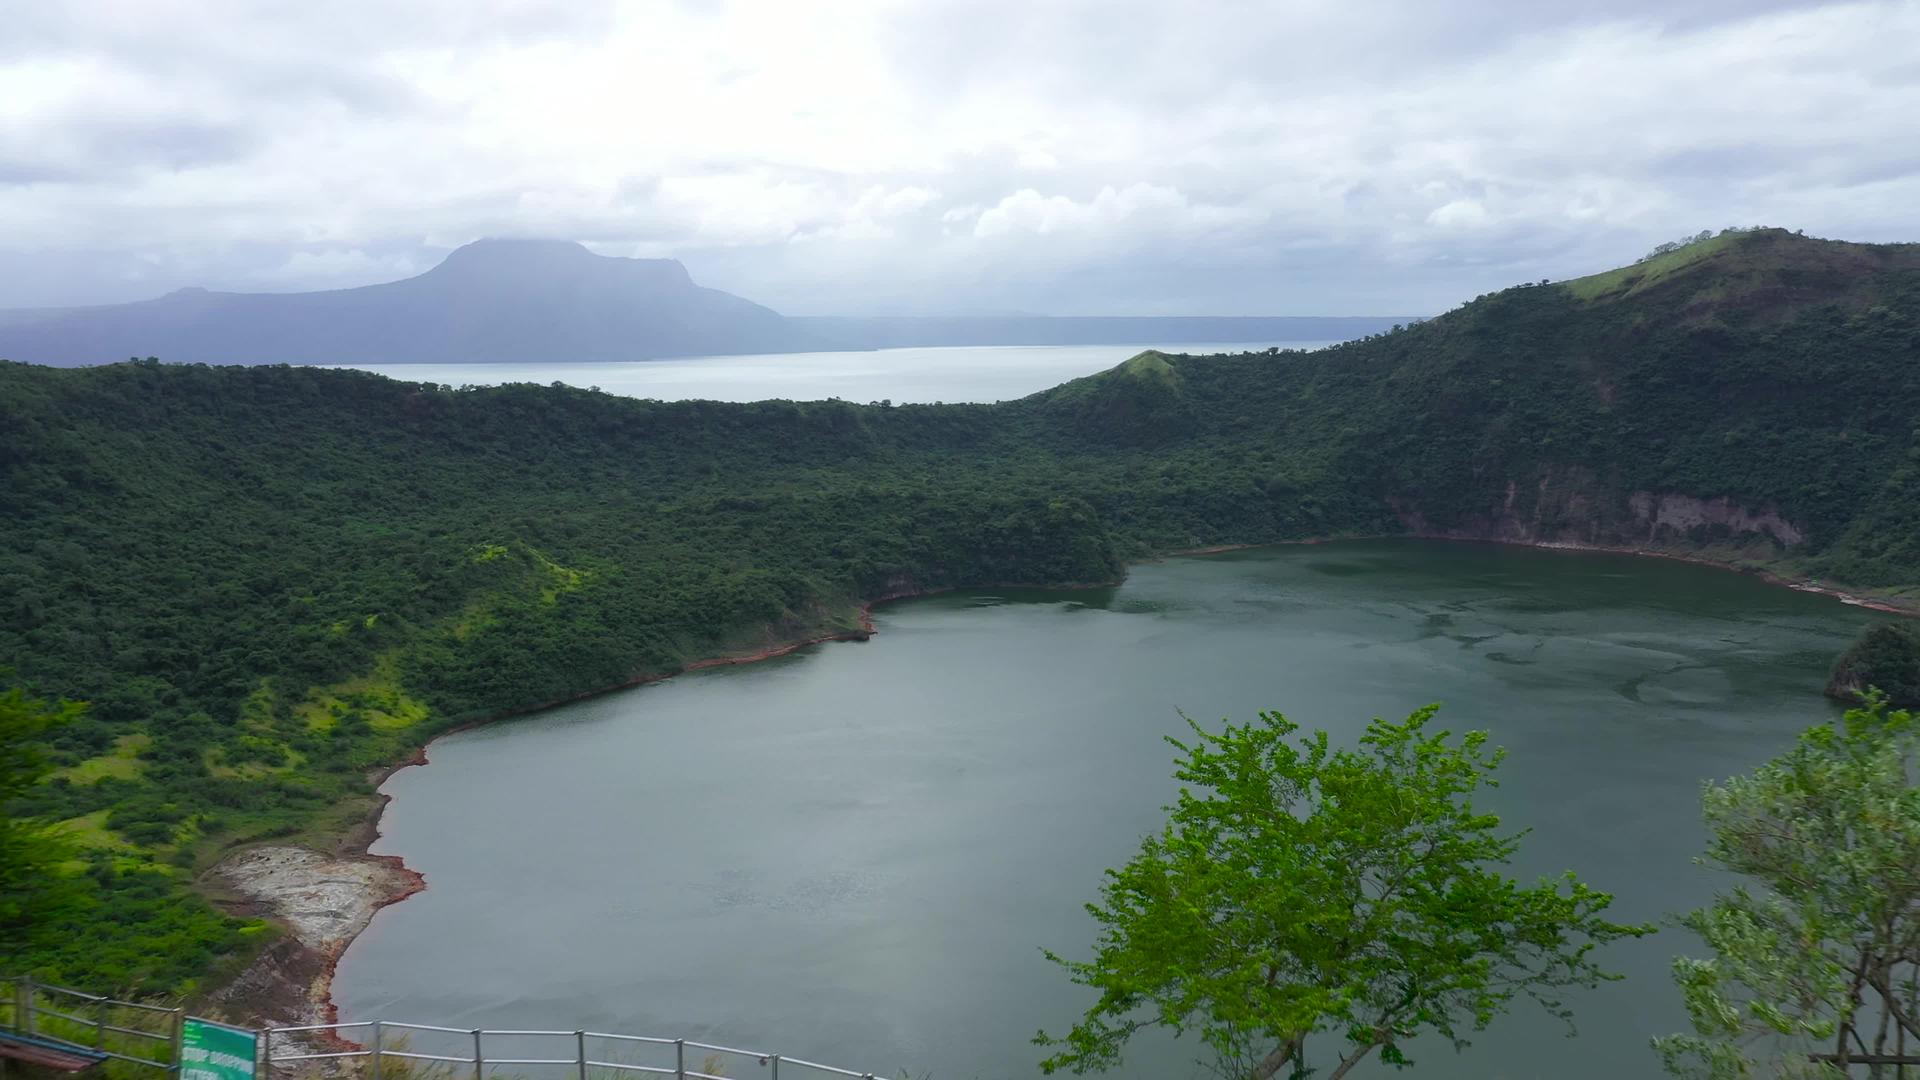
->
1829 622 1920 707
1036 350 1191 445
1114 349 1181 383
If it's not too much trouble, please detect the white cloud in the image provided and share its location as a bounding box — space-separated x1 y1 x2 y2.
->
1016 148 1061 170
868 186 940 217
973 183 1260 240
0 0 1914 314
1427 199 1491 230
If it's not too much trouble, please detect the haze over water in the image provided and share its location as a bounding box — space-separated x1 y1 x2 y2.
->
333 342 1334 404
333 541 1869 1080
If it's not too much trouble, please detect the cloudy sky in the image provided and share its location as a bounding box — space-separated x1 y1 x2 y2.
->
1 0 1915 315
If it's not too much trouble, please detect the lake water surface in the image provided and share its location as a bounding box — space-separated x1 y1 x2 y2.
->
333 342 1333 404
332 541 1869 1080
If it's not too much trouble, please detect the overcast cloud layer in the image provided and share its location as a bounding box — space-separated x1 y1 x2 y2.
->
1 0 1915 315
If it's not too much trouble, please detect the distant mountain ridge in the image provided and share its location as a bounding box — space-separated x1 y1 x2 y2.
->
0 239 796 366
0 239 1413 366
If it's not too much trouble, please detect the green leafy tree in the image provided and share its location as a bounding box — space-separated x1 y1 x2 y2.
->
1655 695 1920 1079
1036 706 1649 1080
1 688 85 970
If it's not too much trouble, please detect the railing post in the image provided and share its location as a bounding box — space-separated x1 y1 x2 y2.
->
94 997 107 1049
674 1038 685 1080
575 1030 587 1080
18 975 33 1036
170 1009 185 1074
260 1021 272 1079
769 1054 779 1080
370 1020 383 1080
472 1028 484 1080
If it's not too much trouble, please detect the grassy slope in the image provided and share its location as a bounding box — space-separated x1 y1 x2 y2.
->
1561 231 1746 301
3 227 1920 999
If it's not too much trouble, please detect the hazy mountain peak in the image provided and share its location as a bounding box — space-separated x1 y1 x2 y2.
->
0 236 778 364
427 238 692 289
437 236 594 267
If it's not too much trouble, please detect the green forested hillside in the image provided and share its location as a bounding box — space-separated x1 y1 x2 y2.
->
1828 622 1920 706
3 226 1919 996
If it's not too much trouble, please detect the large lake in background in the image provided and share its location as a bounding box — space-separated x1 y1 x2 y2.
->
332 540 1873 1080
333 342 1333 404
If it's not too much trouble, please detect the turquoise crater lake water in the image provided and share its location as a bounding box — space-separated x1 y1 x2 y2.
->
331 540 1871 1080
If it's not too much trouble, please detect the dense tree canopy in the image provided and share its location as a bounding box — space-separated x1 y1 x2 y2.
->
0 690 84 973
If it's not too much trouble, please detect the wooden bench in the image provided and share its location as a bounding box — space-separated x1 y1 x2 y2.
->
0 1031 109 1072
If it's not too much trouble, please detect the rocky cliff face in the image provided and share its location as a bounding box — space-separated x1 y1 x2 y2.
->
1390 468 1804 556
1625 492 1803 547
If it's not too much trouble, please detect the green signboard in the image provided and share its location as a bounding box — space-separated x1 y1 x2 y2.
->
180 1018 257 1080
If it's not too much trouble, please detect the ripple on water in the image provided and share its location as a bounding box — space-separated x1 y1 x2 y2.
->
701 869 885 914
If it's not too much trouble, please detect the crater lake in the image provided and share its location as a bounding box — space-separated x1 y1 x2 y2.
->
331 539 1873 1080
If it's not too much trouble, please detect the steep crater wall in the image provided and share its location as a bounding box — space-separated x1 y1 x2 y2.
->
1389 469 1805 556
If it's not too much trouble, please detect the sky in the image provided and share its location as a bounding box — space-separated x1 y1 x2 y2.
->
1 0 1915 316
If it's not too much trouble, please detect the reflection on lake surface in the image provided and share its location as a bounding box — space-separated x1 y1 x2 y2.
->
333 540 1867 1080
333 342 1333 404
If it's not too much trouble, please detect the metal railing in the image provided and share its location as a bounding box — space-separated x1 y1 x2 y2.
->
265 1020 885 1080
2 975 185 1070
3 977 885 1079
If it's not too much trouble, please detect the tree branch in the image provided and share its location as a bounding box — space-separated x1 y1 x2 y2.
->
1248 1035 1303 1080
1324 1035 1384 1080
1869 970 1920 1045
